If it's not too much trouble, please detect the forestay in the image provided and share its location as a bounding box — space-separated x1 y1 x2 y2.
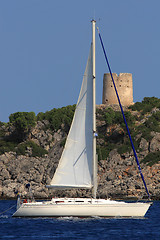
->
48 45 93 188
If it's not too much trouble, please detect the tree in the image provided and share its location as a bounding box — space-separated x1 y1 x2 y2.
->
9 112 36 141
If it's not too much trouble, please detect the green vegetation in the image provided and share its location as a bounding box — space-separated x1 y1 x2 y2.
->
0 138 47 157
0 121 4 127
97 107 137 159
0 124 17 154
145 111 160 132
16 141 48 157
97 144 115 161
104 108 116 126
0 105 75 156
0 140 17 155
60 138 66 147
0 98 159 163
117 142 132 155
129 97 160 114
37 105 76 133
141 152 160 166
101 107 136 130
133 111 160 141
97 97 160 160
9 112 36 141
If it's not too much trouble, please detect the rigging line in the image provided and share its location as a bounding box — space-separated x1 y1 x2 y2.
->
97 26 150 199
0 204 16 216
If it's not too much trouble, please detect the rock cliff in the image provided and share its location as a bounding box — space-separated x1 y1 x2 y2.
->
0 102 160 200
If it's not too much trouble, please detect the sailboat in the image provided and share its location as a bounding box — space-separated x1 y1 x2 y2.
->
13 20 152 218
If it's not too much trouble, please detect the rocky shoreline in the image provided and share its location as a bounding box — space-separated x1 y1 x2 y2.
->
0 140 160 200
0 104 160 200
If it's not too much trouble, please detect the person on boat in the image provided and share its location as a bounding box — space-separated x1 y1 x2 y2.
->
25 183 35 202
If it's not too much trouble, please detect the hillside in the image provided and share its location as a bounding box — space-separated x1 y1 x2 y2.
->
0 97 160 200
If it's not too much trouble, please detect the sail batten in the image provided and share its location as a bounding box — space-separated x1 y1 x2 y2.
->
49 45 93 189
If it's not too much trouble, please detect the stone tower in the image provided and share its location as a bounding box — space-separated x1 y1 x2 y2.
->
102 73 133 106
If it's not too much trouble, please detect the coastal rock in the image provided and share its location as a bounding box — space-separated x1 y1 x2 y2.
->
139 138 149 152
0 105 160 200
0 168 10 181
30 121 54 150
150 133 160 152
0 148 160 200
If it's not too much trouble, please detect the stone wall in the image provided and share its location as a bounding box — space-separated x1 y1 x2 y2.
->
102 73 133 106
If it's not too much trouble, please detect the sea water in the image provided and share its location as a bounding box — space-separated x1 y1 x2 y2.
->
0 200 159 239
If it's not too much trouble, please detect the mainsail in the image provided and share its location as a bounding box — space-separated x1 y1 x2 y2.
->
49 45 93 188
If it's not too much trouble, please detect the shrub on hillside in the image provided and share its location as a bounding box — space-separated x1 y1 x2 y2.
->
0 140 17 155
129 97 160 114
141 152 160 166
16 141 48 157
104 108 135 130
37 105 76 133
9 112 36 141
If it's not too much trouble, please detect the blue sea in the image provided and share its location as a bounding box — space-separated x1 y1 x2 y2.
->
0 200 160 240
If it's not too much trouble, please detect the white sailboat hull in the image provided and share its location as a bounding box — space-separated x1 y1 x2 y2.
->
13 198 152 217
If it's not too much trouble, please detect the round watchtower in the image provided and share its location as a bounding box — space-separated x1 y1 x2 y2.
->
102 73 133 106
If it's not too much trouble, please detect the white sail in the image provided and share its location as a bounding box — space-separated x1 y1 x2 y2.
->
49 45 93 188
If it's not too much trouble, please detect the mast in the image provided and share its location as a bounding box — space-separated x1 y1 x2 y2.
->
92 19 97 199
